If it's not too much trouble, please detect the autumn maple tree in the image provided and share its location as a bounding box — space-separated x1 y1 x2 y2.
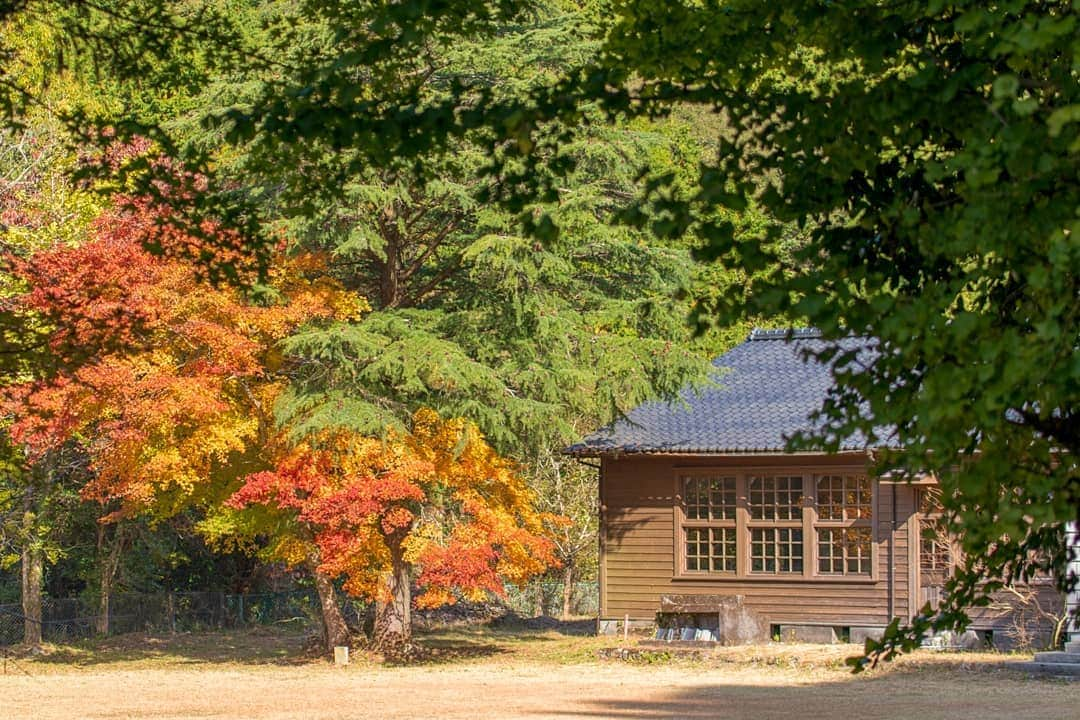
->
4 192 356 637
227 408 557 651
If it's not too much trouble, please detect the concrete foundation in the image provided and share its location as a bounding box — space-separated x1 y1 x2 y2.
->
922 629 984 650
598 618 654 636
656 594 769 645
849 626 885 645
779 625 838 644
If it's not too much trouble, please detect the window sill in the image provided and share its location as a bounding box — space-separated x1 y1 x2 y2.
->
671 573 879 584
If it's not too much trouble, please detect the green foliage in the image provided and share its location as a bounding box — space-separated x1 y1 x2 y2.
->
0 442 94 576
174 3 728 463
470 0 1080 663
0 438 24 571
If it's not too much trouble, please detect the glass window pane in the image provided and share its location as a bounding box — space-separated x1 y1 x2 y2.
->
750 475 804 520
816 475 872 521
750 527 803 574
684 475 736 521
685 526 735 574
920 519 951 572
817 526 871 575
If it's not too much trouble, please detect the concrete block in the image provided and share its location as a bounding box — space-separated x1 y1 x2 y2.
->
660 594 745 614
716 602 769 645
333 646 349 665
779 625 838 644
656 594 768 645
850 627 885 645
597 619 654 636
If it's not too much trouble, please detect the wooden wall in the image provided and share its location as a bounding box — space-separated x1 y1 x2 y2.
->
599 453 917 627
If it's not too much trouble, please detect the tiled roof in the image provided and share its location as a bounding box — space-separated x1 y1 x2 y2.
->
566 328 884 456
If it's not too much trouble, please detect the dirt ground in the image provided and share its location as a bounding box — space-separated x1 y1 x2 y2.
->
0 624 1074 720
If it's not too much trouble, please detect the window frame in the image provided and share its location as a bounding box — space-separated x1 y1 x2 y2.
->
746 474 806 575
679 474 739 575
812 473 875 577
673 466 879 582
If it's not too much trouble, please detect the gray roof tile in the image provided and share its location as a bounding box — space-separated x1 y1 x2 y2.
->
566 329 882 456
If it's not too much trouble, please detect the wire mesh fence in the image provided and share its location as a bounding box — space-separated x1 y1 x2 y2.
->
0 580 599 647
501 580 599 618
0 590 321 647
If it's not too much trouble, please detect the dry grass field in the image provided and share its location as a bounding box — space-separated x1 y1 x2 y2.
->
0 622 1074 720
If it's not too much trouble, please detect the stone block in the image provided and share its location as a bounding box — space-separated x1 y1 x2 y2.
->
850 627 885 646
333 646 349 666
952 630 985 650
779 624 838 644
716 601 769 645
660 594 746 614
656 594 768 645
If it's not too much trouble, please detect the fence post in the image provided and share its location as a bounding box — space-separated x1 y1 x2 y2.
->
238 595 245 627
168 593 176 634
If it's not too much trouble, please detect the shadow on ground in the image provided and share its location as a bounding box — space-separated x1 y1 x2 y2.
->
25 626 315 667
546 659 1067 720
17 617 591 669
488 616 596 636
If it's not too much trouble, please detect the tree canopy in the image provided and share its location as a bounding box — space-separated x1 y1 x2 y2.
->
1 0 1074 663
467 0 1080 663
227 408 555 649
0 0 757 653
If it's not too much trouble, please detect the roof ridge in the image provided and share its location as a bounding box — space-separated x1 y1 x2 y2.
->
748 327 822 341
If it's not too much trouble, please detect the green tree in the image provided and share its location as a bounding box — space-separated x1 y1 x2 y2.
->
445 0 1079 661
0 1 819 641
235 5 722 595
148 0 733 562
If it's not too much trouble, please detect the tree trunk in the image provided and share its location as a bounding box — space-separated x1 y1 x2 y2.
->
98 558 110 636
96 522 125 636
373 549 411 653
20 539 43 647
561 563 574 620
313 568 350 656
20 472 43 648
378 204 402 309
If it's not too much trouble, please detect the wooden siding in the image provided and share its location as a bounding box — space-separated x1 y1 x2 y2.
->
965 583 1065 635
599 453 917 626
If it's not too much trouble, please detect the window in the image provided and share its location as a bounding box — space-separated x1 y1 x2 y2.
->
749 475 803 520
676 470 876 579
818 527 873 574
750 527 803 573
686 527 737 572
816 474 872 520
918 489 952 576
919 519 952 572
680 476 736 574
747 475 804 574
685 476 736 521
814 475 873 576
